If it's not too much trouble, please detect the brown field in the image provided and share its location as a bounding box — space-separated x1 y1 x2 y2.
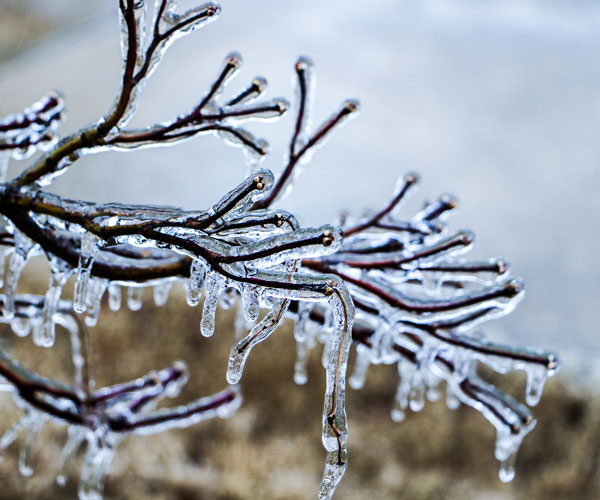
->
0 267 597 500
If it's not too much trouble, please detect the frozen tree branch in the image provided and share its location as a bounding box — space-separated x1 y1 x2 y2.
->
0 1 560 499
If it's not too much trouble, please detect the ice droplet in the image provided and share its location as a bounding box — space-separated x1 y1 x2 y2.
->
499 451 517 483
200 272 225 337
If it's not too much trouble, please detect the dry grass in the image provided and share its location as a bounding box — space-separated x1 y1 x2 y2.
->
0 271 597 499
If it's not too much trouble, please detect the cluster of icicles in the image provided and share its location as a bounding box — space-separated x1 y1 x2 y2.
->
0 294 241 499
290 172 560 485
0 166 355 499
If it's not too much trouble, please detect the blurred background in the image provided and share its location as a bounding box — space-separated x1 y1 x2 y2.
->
0 0 599 498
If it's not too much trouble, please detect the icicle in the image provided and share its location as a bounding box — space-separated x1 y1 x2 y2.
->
0 154 9 183
493 421 530 485
3 232 33 320
524 364 550 407
425 377 442 402
390 392 406 423
293 303 311 342
234 296 255 341
348 345 370 390
293 305 313 385
78 435 117 500
153 281 172 307
240 284 260 322
321 333 333 369
56 427 85 487
73 233 98 313
186 259 205 307
446 384 460 410
227 299 290 384
0 413 32 455
107 284 121 311
294 338 310 385
319 287 353 500
408 372 425 412
219 287 236 310
200 272 225 337
391 360 414 422
127 286 144 311
18 414 46 477
34 258 71 347
84 279 108 327
0 245 11 288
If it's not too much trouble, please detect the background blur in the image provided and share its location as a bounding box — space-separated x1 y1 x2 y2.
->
0 1 599 498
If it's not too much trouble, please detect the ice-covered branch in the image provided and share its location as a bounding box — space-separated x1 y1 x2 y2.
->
287 172 559 484
9 1 282 188
0 293 241 496
0 3 561 499
254 57 360 209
